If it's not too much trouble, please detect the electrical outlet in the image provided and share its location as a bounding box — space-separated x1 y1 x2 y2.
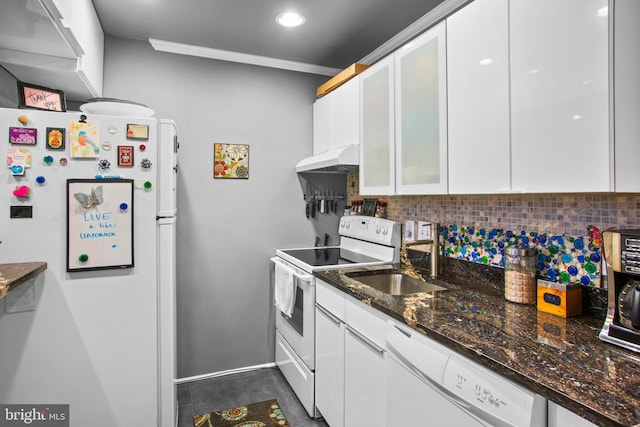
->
405 220 415 241
417 221 431 240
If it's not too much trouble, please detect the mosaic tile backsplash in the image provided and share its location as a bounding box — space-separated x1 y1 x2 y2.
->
441 224 602 286
347 172 640 288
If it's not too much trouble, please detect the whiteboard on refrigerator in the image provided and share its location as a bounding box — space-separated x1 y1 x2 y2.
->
66 179 134 272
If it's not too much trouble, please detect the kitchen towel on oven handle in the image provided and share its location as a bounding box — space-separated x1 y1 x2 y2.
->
272 257 309 317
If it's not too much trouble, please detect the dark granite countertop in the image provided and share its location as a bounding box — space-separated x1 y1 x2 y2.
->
0 262 47 300
314 259 640 427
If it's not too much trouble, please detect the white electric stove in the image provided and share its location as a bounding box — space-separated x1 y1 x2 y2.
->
272 216 402 417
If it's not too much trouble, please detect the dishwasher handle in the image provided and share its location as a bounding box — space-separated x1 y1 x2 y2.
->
387 335 517 427
387 340 465 406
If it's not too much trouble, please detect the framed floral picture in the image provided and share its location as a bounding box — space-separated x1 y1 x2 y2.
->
214 143 249 179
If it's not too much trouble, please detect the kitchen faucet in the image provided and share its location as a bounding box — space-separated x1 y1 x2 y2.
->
403 222 439 279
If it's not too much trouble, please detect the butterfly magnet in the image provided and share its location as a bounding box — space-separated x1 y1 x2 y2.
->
73 185 104 210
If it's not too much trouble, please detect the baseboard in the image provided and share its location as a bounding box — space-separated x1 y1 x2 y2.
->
175 362 277 385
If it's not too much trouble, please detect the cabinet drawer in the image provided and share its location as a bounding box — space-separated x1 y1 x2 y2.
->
345 297 387 348
316 280 345 321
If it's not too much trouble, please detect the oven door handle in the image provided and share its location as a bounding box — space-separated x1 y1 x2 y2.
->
271 257 314 284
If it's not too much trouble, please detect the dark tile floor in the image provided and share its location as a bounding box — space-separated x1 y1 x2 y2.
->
177 367 329 427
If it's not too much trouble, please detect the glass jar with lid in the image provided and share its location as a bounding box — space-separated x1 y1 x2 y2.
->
504 246 536 304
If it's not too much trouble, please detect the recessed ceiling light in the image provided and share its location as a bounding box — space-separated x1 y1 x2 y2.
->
275 12 305 27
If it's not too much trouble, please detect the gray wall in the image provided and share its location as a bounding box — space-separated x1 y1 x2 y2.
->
103 36 326 378
0 66 18 107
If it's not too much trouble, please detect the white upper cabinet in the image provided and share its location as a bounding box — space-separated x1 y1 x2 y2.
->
360 56 395 195
312 76 360 155
447 0 510 194
613 0 640 193
510 0 609 193
360 22 448 196
365 0 634 195
49 0 104 98
0 0 104 101
332 77 360 150
312 94 333 155
394 22 448 195
449 0 613 194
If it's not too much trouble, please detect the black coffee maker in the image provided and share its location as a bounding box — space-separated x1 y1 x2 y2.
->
599 230 640 353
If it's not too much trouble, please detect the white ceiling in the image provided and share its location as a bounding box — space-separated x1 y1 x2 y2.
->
91 0 448 72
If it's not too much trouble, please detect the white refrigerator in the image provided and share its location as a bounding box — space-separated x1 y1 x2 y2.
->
0 106 178 426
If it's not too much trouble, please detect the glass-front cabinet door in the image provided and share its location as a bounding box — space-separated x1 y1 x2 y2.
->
394 21 448 194
359 56 395 195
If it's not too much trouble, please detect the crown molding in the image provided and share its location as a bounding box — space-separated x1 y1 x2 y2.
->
149 38 341 76
359 0 471 65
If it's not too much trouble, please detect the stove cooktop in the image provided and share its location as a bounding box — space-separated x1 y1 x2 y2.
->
278 247 383 268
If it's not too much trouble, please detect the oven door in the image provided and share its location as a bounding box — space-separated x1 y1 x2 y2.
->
272 257 316 370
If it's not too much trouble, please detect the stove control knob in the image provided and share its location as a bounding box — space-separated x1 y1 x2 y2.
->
375 224 381 234
382 226 389 235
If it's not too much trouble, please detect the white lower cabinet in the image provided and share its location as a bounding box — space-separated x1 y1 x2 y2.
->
315 306 345 427
548 402 597 427
344 298 387 427
315 282 346 427
315 280 387 427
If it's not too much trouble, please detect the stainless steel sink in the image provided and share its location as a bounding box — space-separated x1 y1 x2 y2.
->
347 272 447 295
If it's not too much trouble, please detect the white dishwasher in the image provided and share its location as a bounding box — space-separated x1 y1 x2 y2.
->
386 321 547 427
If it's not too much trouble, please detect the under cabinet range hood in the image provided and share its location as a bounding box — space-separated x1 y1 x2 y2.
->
295 144 359 173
